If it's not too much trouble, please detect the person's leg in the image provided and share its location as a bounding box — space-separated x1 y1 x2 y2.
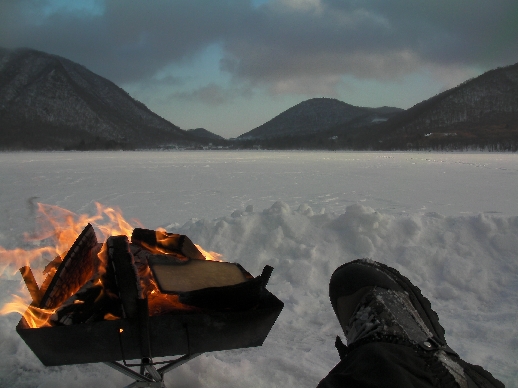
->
318 341 442 388
317 259 504 388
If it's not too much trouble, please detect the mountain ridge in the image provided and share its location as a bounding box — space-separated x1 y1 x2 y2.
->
0 47 199 149
238 97 402 139
372 62 518 149
1 47 517 151
241 63 518 151
186 127 225 140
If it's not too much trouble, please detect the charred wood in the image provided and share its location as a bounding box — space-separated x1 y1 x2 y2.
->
178 276 260 311
178 266 273 311
107 236 142 319
19 266 43 306
147 255 248 293
51 278 123 325
39 255 63 297
131 228 205 260
39 224 98 309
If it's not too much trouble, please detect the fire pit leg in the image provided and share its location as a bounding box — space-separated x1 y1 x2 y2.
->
104 353 202 388
157 353 202 376
104 361 158 387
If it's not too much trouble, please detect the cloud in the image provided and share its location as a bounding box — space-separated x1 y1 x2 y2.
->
1 0 517 99
0 0 252 83
219 0 518 93
170 83 253 106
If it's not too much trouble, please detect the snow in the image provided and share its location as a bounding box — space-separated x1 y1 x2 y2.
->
0 151 517 387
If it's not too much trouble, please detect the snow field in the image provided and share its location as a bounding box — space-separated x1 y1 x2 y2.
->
169 201 518 387
0 151 516 387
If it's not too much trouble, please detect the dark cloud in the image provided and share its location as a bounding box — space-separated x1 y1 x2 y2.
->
170 83 253 106
0 0 252 83
220 0 518 90
363 0 518 65
1 0 517 96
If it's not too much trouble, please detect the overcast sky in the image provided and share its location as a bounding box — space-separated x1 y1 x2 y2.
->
1 0 517 138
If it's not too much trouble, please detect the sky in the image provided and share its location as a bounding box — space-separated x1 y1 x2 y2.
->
1 0 518 139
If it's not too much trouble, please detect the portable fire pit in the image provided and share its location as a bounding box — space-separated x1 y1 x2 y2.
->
16 224 283 387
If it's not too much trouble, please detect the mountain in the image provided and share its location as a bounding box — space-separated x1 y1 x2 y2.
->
0 47 198 150
3 47 516 151
237 63 518 151
237 98 402 140
372 63 518 149
372 62 518 150
187 128 225 141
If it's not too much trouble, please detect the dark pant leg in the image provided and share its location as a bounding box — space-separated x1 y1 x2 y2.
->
317 341 505 388
317 342 442 388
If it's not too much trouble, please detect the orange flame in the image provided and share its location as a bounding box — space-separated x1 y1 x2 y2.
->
0 202 141 327
0 294 56 328
28 202 138 251
135 260 196 314
195 244 223 262
0 202 222 329
1 202 139 276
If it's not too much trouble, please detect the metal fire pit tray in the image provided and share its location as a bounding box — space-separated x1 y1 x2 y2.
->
17 290 283 367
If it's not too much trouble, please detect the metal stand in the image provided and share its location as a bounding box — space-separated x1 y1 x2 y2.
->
105 353 202 388
105 296 202 387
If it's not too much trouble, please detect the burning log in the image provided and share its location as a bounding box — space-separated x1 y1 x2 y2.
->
147 255 248 293
50 234 145 325
39 223 98 309
131 228 205 260
19 266 43 306
7 202 284 387
16 219 283 368
51 279 106 325
18 221 274 328
145 253 271 311
40 255 64 296
107 235 142 319
178 265 274 311
15 220 283 369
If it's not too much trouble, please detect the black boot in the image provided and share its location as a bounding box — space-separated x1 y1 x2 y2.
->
320 259 504 388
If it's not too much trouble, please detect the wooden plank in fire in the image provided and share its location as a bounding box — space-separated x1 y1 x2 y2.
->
131 228 205 260
177 265 274 311
19 266 43 306
148 255 248 293
107 235 142 319
39 224 98 309
143 250 273 311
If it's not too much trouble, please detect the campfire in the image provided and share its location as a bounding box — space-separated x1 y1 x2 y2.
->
0 203 283 386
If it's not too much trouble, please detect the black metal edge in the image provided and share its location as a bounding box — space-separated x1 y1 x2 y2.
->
16 290 284 366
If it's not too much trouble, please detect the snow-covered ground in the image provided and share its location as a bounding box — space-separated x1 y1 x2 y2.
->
0 151 517 387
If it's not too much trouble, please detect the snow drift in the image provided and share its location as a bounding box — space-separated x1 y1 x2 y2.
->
1 201 516 387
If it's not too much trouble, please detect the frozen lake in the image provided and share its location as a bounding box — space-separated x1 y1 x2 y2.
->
1 151 517 246
0 151 517 387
